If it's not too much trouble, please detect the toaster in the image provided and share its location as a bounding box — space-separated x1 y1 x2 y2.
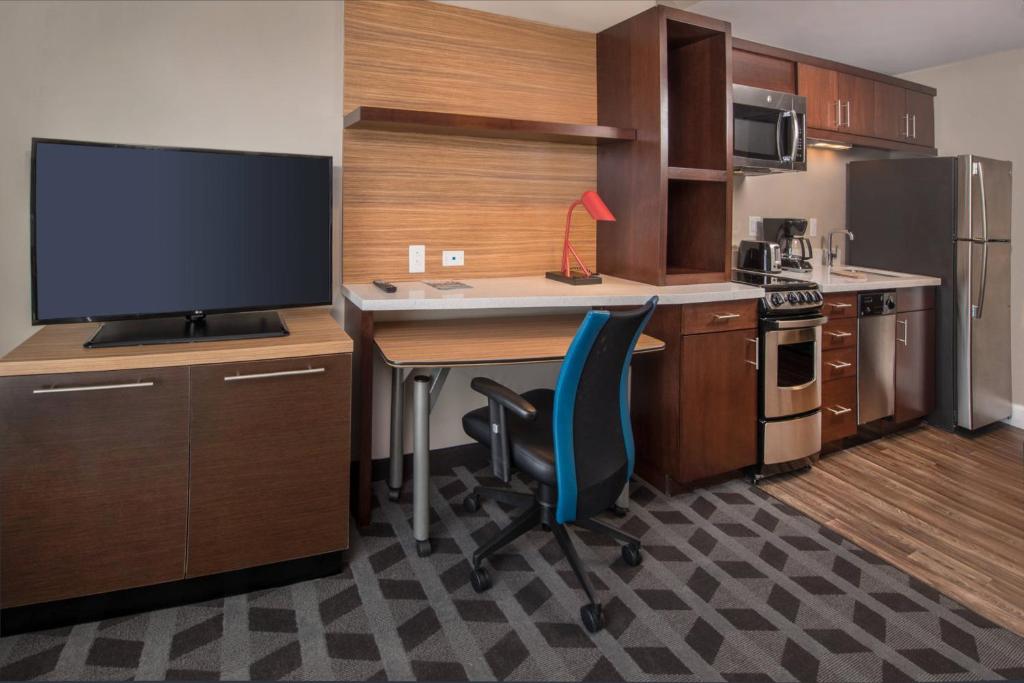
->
738 240 782 273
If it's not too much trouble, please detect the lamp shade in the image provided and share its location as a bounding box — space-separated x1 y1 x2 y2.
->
580 190 615 222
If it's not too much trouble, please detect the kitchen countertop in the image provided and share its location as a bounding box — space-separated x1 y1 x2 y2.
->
783 262 941 293
342 275 765 311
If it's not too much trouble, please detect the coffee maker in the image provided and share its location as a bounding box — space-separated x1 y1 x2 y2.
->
765 218 813 272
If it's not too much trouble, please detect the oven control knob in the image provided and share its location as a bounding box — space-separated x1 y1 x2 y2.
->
787 292 798 304
771 293 783 306
886 298 896 310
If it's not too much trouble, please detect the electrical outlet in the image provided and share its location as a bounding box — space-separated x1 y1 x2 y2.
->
809 218 818 237
442 250 464 267
408 244 425 273
748 216 762 237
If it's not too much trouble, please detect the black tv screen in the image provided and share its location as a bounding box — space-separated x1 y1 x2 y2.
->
32 139 332 324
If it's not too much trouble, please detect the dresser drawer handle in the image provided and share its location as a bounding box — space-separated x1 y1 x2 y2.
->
224 367 325 382
826 360 852 369
713 313 741 321
827 405 852 416
33 381 155 395
829 302 853 310
825 331 852 338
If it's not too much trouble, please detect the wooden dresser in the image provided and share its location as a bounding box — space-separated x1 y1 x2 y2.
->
0 308 352 609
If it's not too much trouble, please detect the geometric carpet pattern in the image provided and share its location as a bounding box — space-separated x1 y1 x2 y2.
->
2 452 1023 681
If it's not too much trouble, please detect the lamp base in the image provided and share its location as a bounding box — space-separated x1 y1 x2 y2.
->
545 270 603 285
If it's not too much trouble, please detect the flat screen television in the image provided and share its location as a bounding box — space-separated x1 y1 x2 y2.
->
31 139 332 347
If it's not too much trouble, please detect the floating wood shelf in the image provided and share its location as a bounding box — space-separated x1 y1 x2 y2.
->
343 107 636 145
666 167 728 182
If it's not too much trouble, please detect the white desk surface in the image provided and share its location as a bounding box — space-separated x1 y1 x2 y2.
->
342 275 764 312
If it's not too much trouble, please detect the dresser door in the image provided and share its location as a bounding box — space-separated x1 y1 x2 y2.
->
1 368 189 607
186 354 351 577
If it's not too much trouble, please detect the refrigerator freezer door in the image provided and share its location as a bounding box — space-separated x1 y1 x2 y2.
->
957 155 1013 242
956 240 1012 429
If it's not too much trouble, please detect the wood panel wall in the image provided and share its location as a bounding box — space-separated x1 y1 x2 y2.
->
343 0 599 283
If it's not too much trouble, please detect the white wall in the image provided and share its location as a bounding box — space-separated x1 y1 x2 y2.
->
901 48 1024 427
0 0 345 356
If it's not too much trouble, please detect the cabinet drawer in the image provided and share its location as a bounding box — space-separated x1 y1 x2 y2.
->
897 287 935 312
681 300 758 335
187 354 351 577
823 293 857 320
822 347 857 381
1 368 189 607
821 377 857 443
822 318 857 350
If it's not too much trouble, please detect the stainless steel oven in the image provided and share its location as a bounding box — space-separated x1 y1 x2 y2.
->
733 84 807 174
763 317 823 419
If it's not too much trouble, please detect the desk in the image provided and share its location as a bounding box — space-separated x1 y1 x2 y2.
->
373 314 665 555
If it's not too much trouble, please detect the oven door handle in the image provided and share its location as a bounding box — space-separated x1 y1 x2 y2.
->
763 315 828 330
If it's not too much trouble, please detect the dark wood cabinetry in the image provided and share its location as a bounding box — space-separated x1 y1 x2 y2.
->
873 81 908 142
894 304 936 423
820 294 859 448
797 63 838 130
906 90 935 148
733 48 795 93
187 355 351 577
597 7 733 286
1 368 189 608
633 303 757 492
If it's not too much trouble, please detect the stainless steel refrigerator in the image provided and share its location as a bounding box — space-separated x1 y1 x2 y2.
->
847 155 1012 431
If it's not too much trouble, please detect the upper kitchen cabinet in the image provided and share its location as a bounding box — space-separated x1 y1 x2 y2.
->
734 40 936 154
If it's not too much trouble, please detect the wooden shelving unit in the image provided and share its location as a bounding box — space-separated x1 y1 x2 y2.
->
344 106 636 145
596 7 733 286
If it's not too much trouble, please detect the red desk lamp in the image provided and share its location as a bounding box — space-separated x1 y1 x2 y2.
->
545 190 615 285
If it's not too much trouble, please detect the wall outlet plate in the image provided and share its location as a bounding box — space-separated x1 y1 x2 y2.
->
748 216 762 237
809 218 818 237
408 244 425 273
442 250 464 267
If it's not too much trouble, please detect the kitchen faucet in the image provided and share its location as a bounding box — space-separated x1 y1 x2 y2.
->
824 229 855 267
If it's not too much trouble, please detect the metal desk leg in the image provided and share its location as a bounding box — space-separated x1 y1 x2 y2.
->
388 367 405 501
412 374 432 556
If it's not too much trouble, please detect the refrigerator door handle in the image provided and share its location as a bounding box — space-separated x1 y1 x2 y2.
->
971 161 990 319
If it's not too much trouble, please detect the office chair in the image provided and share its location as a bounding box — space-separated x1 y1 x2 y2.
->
460 297 657 633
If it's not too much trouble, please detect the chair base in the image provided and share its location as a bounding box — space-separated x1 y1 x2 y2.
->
464 482 641 634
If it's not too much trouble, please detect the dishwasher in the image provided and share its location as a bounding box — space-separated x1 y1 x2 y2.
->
857 291 896 424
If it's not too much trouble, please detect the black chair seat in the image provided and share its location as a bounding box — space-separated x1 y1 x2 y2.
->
462 388 557 485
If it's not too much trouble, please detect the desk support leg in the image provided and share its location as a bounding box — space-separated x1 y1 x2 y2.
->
388 367 405 501
412 374 432 556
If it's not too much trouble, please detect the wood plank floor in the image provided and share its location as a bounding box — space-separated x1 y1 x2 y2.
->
762 423 1024 636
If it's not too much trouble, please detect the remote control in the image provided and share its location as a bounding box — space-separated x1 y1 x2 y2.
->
373 279 397 293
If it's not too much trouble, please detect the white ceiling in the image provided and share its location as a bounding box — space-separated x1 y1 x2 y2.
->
441 0 1024 75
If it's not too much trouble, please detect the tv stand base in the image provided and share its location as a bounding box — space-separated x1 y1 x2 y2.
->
84 310 288 348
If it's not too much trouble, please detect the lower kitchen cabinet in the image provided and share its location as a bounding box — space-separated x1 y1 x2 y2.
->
894 308 935 423
0 368 190 608
187 355 351 577
679 329 758 482
821 377 857 443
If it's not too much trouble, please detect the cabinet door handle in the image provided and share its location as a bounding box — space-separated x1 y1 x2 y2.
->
826 360 852 369
713 313 741 321
911 114 917 140
224 367 326 382
835 100 842 128
902 113 910 138
843 100 851 128
745 337 759 370
827 405 852 415
897 318 909 346
33 381 155 395
825 330 852 338
829 302 852 310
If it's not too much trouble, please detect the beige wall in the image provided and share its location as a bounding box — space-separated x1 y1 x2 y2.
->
901 48 1024 427
0 0 345 356
732 146 889 252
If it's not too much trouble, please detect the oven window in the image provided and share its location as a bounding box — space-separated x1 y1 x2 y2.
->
777 340 815 387
734 105 780 161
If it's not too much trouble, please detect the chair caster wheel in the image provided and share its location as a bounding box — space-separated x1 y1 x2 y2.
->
610 504 628 518
470 566 492 593
580 603 604 633
463 493 480 513
622 543 642 567
388 487 401 502
416 539 432 557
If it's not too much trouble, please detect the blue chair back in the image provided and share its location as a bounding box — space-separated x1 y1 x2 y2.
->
551 297 657 524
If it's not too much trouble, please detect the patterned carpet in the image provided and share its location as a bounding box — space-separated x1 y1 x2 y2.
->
2 451 1023 681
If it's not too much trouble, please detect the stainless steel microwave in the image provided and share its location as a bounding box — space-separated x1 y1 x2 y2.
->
733 84 807 174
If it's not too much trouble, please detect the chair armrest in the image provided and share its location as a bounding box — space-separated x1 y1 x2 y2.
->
470 377 537 421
